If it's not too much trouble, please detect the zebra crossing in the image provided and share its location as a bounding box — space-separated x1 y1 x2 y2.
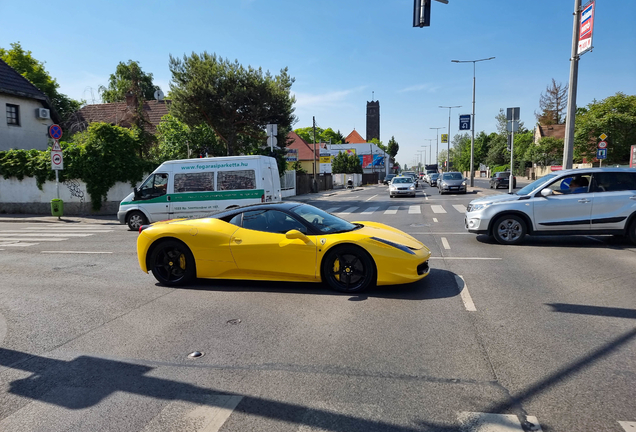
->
0 225 114 249
321 204 467 216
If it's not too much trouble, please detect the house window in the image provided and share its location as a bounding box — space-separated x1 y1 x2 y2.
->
6 104 20 126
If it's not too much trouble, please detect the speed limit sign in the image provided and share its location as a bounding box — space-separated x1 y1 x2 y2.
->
598 141 608 149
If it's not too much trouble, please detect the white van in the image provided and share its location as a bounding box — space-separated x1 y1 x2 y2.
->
118 155 281 230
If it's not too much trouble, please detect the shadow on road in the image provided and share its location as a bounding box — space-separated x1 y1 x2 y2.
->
547 303 636 320
475 234 633 249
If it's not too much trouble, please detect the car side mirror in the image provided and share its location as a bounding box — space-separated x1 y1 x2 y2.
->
286 229 310 242
540 188 553 197
133 187 140 201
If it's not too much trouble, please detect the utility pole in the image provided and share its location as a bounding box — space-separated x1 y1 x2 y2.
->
430 127 445 166
440 105 461 171
563 0 582 169
313 116 317 193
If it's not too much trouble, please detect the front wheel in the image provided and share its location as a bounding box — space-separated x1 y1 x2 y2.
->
492 215 527 245
149 240 196 286
127 211 147 231
322 246 375 293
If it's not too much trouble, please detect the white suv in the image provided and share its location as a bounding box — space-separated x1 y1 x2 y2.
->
465 168 636 245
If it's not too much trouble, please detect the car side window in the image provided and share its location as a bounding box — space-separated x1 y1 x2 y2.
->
592 172 636 192
241 210 306 234
548 175 591 194
228 213 242 226
138 173 168 199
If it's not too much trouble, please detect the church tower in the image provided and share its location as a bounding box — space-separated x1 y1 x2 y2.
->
366 100 380 142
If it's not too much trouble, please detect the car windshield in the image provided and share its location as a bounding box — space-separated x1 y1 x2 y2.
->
515 174 557 196
392 177 413 184
431 174 439 179
442 173 463 180
291 204 360 234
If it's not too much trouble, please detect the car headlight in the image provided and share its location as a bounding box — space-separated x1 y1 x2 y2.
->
462 181 467 186
409 186 415 190
469 202 492 212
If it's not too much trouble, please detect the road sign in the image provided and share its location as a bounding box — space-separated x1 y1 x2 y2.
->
267 136 277 147
599 133 607 140
48 124 63 140
459 115 471 131
51 151 64 170
596 148 607 160
51 140 62 151
441 134 448 144
506 107 520 121
266 124 277 137
598 141 607 149
578 1 595 55
506 122 519 132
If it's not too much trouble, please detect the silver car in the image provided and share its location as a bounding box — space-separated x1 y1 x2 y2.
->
465 168 636 245
389 176 417 198
438 172 467 195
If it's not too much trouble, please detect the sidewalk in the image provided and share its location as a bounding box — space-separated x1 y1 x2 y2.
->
284 184 378 202
0 214 120 225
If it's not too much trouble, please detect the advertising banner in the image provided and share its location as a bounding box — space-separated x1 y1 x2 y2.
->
578 1 595 55
630 145 636 168
320 151 332 174
285 148 298 162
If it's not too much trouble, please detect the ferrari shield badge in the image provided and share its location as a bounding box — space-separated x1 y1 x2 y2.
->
320 238 326 245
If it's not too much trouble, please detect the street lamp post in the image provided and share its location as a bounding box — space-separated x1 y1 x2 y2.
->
439 105 461 171
430 127 445 167
452 57 495 186
423 139 434 168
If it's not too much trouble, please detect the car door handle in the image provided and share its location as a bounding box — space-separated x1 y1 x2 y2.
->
578 199 590 203
233 237 242 244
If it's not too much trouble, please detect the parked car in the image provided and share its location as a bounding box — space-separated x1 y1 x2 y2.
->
137 202 432 292
429 173 440 187
389 176 417 198
438 172 467 195
383 174 396 185
465 168 636 245
490 171 517 189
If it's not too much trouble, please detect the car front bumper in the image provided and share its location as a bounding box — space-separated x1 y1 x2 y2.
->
464 212 490 234
440 185 466 192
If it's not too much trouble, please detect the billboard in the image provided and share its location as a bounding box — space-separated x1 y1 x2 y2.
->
285 148 298 162
320 151 332 174
578 1 595 55
359 154 385 168
630 145 636 168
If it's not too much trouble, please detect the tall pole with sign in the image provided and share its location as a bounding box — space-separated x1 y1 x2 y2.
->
440 105 461 172
507 108 520 194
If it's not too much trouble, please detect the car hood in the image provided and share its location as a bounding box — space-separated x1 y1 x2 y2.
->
351 221 426 251
469 193 521 205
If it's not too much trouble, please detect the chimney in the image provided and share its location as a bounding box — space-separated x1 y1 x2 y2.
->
125 90 136 108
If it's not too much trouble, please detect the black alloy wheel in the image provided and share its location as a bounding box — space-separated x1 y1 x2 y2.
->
127 211 148 231
150 240 196 286
492 215 527 245
322 246 375 293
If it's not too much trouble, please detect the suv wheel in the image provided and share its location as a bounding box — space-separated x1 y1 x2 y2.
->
628 219 636 245
492 215 526 245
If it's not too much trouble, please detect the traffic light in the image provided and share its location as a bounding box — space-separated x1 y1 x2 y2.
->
413 0 431 27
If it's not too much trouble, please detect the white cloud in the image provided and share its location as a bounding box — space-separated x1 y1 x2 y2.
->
398 83 440 93
293 86 367 111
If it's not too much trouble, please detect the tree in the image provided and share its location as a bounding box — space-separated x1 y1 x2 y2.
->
574 92 636 164
387 136 399 159
0 42 82 123
294 126 344 144
535 79 568 125
99 60 161 103
332 152 362 174
152 114 224 161
525 137 563 167
169 52 296 156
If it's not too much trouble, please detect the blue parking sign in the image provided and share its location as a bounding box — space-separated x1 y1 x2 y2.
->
597 148 607 159
459 115 471 131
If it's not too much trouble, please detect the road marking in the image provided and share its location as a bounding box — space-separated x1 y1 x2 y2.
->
458 412 542 431
441 237 450 250
455 276 476 312
0 242 38 247
338 206 358 215
453 204 467 213
0 233 93 237
408 205 421 214
366 194 378 201
325 207 339 214
431 205 446 214
429 257 501 260
0 229 113 232
384 206 399 215
424 193 429 201
619 422 636 431
361 206 379 215
433 218 438 223
41 251 113 254
411 232 472 235
0 238 65 242
141 394 243 432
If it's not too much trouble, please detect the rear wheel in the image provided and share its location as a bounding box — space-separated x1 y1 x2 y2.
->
322 245 375 293
492 215 526 245
628 219 636 245
149 240 196 286
127 211 147 231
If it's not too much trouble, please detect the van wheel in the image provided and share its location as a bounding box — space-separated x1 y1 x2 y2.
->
127 211 147 231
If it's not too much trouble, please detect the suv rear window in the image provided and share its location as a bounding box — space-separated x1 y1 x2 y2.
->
592 172 636 192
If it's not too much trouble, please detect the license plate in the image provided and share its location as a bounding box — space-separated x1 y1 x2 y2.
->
450 187 458 190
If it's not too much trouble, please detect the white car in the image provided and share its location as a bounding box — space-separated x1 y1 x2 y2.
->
389 176 417 198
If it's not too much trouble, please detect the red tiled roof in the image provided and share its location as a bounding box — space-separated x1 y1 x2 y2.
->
71 100 171 134
286 131 326 160
345 129 366 143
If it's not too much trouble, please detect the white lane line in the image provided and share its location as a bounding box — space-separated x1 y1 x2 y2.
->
424 193 429 201
408 205 421 214
0 233 92 237
1 229 113 232
338 206 358 215
429 257 501 260
431 205 446 214
0 243 38 247
0 238 65 242
361 206 379 215
441 237 451 250
458 412 542 431
433 218 438 223
455 276 476 312
384 206 399 215
453 204 467 213
141 394 243 432
411 232 472 235
325 207 340 214
619 421 636 431
41 251 113 254
366 194 378 201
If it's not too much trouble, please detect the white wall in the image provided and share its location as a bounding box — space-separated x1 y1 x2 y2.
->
0 95 53 151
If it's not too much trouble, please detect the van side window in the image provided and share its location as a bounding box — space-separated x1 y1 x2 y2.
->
138 173 168 199
218 170 256 191
174 172 214 193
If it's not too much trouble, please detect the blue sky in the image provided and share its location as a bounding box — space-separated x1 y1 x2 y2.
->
1 0 634 167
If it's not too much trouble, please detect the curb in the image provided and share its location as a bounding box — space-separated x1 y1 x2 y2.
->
0 215 120 225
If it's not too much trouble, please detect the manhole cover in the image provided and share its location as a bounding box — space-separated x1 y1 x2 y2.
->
188 351 204 358
227 319 241 325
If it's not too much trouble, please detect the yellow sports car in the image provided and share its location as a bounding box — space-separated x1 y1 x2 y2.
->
137 202 431 293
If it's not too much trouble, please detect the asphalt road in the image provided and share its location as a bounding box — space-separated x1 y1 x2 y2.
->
0 184 635 432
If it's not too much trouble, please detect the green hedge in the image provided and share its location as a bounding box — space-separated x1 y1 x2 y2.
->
0 123 157 210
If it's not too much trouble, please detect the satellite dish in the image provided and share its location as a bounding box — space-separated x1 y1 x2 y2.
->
154 89 164 101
